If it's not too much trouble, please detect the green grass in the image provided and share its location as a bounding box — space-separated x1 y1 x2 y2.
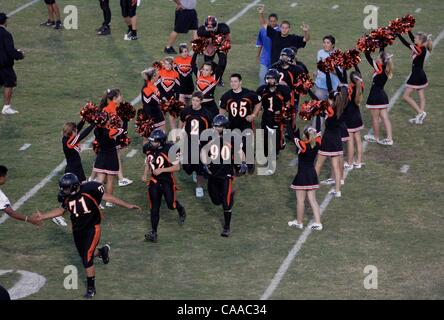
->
0 0 443 299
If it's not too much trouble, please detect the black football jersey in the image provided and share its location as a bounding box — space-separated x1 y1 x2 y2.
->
145 143 179 184
180 106 211 139
60 181 104 231
256 84 291 127
205 132 243 179
219 88 261 131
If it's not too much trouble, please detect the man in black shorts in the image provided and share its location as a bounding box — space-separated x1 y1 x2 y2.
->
164 0 198 54
0 13 24 115
121 0 138 40
40 0 62 29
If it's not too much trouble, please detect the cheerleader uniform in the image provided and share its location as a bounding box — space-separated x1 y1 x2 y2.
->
398 31 428 90
156 68 180 102
93 126 124 175
141 80 166 129
365 51 389 109
343 82 364 132
291 136 322 190
192 52 221 120
62 120 94 182
174 55 194 98
319 109 343 157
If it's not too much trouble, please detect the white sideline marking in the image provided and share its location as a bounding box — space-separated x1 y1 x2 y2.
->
7 0 40 17
126 149 138 158
415 8 422 13
226 0 262 26
291 2 298 8
332 5 339 10
400 165 410 174
261 26 444 300
19 143 31 151
0 270 47 300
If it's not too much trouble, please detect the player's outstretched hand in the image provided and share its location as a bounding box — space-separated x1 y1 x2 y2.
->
128 204 142 211
257 4 265 14
30 211 43 227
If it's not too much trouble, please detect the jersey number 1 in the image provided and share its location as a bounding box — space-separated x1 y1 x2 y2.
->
68 197 91 217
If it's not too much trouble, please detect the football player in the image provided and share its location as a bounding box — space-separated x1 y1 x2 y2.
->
219 73 262 173
142 129 186 243
32 173 141 299
201 115 247 237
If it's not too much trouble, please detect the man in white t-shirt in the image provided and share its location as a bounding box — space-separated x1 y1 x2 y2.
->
0 165 40 225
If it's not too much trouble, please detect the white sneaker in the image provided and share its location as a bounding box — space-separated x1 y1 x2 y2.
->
377 138 393 146
195 187 204 198
105 202 115 208
288 220 303 229
52 216 68 227
192 172 197 183
341 179 345 186
123 33 129 40
418 112 427 124
320 178 335 185
99 204 105 209
2 106 19 115
308 223 323 231
344 162 353 170
364 134 377 143
118 178 133 187
353 162 363 169
328 190 342 198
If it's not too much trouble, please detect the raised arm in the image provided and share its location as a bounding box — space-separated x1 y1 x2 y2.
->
397 33 412 49
408 30 415 42
326 72 333 93
257 5 267 29
191 52 199 76
365 50 374 68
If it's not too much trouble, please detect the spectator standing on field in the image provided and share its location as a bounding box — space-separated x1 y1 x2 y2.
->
164 0 198 54
256 13 279 86
0 13 25 115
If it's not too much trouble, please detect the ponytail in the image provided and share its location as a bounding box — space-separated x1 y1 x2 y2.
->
99 88 121 110
333 85 348 119
380 52 394 79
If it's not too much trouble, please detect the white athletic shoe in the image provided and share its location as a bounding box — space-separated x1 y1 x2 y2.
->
308 223 323 231
320 178 335 185
195 187 204 198
99 204 105 209
192 172 197 183
105 202 115 208
377 138 394 146
52 216 68 227
288 220 303 229
344 162 353 170
328 190 342 198
418 112 427 124
364 134 377 143
353 162 363 169
2 106 19 115
118 178 133 187
341 179 345 186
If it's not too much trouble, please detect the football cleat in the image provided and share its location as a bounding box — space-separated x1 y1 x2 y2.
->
84 288 96 299
145 231 158 243
178 207 186 226
98 244 110 264
52 216 68 227
220 228 230 237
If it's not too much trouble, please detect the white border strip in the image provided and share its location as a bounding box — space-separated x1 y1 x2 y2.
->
7 0 40 17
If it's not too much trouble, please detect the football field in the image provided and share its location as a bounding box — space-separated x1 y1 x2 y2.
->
0 0 443 300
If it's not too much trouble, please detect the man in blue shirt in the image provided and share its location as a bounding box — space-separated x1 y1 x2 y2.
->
256 13 279 86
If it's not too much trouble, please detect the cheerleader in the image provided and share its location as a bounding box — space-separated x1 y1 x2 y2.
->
99 88 133 188
156 57 181 130
141 67 167 135
191 51 222 120
62 120 94 182
93 123 124 207
398 31 433 124
363 49 394 146
344 71 364 168
315 85 349 198
174 43 194 106
288 127 323 230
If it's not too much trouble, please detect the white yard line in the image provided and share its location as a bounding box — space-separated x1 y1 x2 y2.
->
400 165 410 174
126 149 138 158
226 0 262 26
7 0 40 17
18 143 31 151
261 26 444 300
291 2 298 8
332 5 339 10
415 8 422 13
